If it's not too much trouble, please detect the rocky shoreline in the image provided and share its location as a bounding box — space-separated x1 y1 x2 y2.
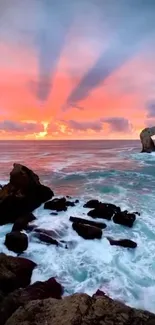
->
0 163 154 324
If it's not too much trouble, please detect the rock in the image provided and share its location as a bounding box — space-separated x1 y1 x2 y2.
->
107 238 137 248
113 211 136 227
92 289 105 297
0 253 36 294
140 127 155 153
4 231 28 253
72 222 102 239
33 232 59 246
0 277 63 325
12 213 36 231
25 224 37 232
0 164 54 225
88 203 120 220
66 201 75 207
44 197 67 211
50 212 58 215
5 293 155 325
69 216 106 229
83 199 100 209
75 199 79 203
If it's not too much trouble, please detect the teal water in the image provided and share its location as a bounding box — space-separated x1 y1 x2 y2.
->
0 140 155 312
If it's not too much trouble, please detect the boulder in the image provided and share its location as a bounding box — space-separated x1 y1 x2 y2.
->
5 293 155 325
92 289 105 297
33 232 59 246
140 127 155 153
0 253 36 294
25 224 37 232
44 197 75 211
0 277 63 325
69 216 106 229
83 199 100 209
12 213 36 231
88 203 120 220
4 231 28 253
0 164 54 225
107 238 137 248
113 211 136 227
72 222 102 239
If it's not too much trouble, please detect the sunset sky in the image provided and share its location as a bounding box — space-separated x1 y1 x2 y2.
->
0 0 155 140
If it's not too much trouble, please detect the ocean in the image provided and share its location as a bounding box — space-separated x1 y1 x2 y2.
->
0 140 155 312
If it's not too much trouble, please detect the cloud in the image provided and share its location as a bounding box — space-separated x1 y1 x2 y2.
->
146 101 155 117
67 119 103 132
0 120 43 133
103 117 131 132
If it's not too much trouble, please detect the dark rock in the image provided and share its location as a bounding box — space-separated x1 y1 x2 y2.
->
75 199 79 203
5 293 155 325
12 213 36 231
33 232 59 246
113 211 136 227
107 237 137 248
92 289 105 297
70 216 106 229
88 203 120 220
83 199 100 209
0 253 36 294
44 197 67 211
5 231 28 253
72 222 102 239
25 224 37 232
50 212 58 215
66 201 75 207
0 164 54 225
0 277 63 325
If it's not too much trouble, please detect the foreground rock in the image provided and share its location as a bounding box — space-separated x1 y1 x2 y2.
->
88 203 120 220
0 278 63 325
5 293 155 325
33 232 59 246
113 211 136 227
0 163 54 225
72 222 102 239
107 237 137 248
44 197 75 211
70 216 107 229
12 213 36 231
4 231 28 253
0 253 36 294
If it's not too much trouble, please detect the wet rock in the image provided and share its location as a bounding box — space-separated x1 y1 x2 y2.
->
72 222 102 239
88 203 120 220
0 253 36 294
75 199 79 203
0 164 54 225
0 277 63 325
83 199 100 209
66 201 75 207
4 231 28 253
50 212 58 215
33 232 59 246
12 213 36 231
113 211 136 227
70 216 106 229
107 237 137 248
44 197 67 211
34 228 60 238
5 293 155 325
25 224 37 232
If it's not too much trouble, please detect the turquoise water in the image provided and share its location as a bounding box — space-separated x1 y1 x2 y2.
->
0 140 155 312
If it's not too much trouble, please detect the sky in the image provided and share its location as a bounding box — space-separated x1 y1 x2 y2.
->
0 0 155 140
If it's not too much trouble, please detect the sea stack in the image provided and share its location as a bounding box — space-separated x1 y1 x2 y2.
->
140 126 155 153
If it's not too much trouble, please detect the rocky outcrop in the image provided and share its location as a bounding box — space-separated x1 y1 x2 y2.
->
107 237 137 248
5 293 155 325
44 197 75 211
0 278 63 325
113 211 136 227
12 213 36 231
0 163 54 225
72 222 102 239
140 127 155 153
0 253 36 294
70 216 107 229
84 199 101 209
88 203 120 220
4 231 28 253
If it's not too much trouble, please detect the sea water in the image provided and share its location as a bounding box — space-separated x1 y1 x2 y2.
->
0 140 155 312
